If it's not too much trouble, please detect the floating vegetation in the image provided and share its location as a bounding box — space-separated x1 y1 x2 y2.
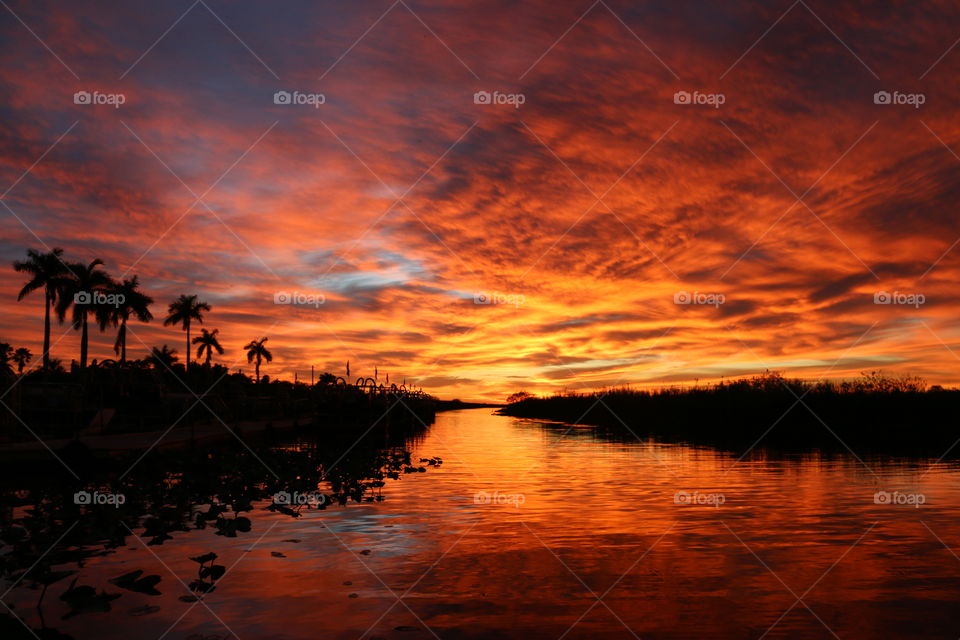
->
0 421 441 639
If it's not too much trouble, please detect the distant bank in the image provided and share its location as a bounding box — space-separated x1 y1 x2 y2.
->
436 399 502 412
498 372 960 456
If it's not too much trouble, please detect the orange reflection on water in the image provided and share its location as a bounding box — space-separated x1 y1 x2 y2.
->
12 409 960 639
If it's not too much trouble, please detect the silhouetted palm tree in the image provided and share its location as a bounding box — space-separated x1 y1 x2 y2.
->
13 248 70 369
0 342 13 376
55 259 112 369
97 276 153 363
12 347 31 374
193 328 223 366
244 337 272 383
163 295 210 366
147 345 178 370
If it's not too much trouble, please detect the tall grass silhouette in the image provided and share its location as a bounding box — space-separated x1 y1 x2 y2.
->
500 371 957 454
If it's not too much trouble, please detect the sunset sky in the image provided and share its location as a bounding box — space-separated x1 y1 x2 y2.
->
2 0 960 401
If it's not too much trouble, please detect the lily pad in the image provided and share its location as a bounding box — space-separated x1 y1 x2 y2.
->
199 565 226 580
109 570 162 595
190 553 218 565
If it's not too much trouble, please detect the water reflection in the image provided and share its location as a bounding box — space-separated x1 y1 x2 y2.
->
0 419 435 639
4 409 960 639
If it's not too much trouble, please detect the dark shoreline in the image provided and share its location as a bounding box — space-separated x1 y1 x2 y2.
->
0 362 439 472
435 399 502 412
497 375 960 457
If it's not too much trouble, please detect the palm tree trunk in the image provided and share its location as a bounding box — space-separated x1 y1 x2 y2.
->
185 321 190 367
119 321 127 363
255 358 260 384
42 288 51 369
80 312 88 369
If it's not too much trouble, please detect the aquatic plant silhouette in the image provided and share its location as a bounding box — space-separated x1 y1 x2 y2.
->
108 570 161 595
0 413 439 637
59 577 120 620
27 567 76 614
188 552 225 595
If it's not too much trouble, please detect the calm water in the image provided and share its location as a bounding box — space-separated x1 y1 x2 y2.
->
10 408 960 639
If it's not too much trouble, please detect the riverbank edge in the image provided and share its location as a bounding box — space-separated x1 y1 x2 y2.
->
496 391 960 456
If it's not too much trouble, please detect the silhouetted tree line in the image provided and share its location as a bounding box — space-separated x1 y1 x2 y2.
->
500 371 959 454
11 247 279 380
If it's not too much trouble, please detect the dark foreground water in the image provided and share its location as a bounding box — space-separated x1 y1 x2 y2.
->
6 408 960 639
